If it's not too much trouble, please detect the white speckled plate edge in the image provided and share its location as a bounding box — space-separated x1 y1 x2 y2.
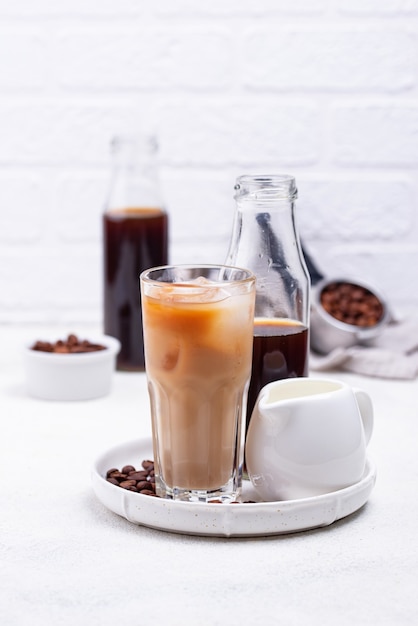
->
91 438 376 538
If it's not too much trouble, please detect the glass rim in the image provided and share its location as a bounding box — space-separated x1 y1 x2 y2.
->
140 263 256 286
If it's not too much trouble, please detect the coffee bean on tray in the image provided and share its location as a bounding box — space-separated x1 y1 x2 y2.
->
106 461 158 496
105 460 256 503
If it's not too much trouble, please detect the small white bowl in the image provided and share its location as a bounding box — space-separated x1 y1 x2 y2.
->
23 335 121 401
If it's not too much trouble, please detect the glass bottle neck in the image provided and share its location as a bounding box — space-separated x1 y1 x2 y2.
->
226 175 309 324
229 174 300 270
226 181 300 272
106 134 162 212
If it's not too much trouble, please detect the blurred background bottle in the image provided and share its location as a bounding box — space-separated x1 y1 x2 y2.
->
103 134 168 371
225 174 310 429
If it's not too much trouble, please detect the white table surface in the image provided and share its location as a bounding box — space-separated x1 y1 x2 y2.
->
1 324 418 626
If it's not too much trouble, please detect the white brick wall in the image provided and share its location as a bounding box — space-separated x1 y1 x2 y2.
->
0 0 417 323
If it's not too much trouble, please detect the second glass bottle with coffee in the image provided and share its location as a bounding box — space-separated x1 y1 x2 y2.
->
225 174 310 428
103 134 168 371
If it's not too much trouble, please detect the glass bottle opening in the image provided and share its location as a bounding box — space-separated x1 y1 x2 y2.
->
110 134 158 162
234 174 297 202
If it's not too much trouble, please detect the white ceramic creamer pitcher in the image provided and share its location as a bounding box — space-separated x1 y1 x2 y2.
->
245 377 374 501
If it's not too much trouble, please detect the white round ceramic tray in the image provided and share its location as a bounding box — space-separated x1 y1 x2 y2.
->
91 438 376 538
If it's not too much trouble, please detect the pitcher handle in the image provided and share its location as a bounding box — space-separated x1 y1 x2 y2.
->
354 388 374 446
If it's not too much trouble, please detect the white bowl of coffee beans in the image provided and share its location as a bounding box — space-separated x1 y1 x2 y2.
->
24 333 121 401
310 278 391 355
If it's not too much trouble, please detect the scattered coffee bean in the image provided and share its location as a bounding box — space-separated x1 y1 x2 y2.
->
119 480 137 489
105 460 256 503
31 334 106 354
320 281 384 327
128 471 149 481
133 479 147 489
106 460 158 496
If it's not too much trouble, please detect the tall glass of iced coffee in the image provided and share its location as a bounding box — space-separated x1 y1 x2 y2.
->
140 265 256 503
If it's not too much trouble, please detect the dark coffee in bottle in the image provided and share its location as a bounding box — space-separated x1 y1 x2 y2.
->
247 318 309 427
104 207 168 371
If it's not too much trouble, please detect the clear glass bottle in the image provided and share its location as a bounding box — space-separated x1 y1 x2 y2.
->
103 134 168 371
225 174 310 427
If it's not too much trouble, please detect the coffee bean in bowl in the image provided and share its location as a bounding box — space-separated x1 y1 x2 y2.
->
24 333 120 401
319 282 384 327
310 278 391 355
31 334 106 354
